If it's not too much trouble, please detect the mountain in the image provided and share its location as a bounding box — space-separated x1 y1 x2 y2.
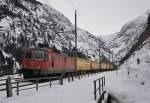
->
105 11 150 65
0 0 110 75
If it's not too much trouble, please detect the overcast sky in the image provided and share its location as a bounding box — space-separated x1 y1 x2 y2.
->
37 0 150 36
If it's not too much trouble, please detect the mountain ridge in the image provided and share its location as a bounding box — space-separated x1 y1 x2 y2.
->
105 11 150 65
0 0 109 75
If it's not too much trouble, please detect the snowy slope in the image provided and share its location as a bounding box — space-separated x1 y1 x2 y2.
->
100 33 117 44
105 12 150 64
106 43 150 103
0 0 109 73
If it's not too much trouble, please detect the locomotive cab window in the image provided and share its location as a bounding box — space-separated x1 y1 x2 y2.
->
25 51 32 59
35 51 44 60
44 52 49 60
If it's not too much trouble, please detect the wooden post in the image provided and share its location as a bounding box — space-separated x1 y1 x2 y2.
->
99 79 101 95
6 77 12 97
75 73 77 78
49 78 51 87
68 74 70 82
16 80 19 96
103 77 105 86
71 74 74 81
61 76 63 85
102 78 104 91
60 75 63 85
59 77 61 85
78 73 80 79
80 72 83 78
94 81 97 100
36 80 38 91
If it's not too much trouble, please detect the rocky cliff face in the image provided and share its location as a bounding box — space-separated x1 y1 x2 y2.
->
105 12 150 65
0 0 109 73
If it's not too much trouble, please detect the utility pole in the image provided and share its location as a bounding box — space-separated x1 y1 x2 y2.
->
99 39 101 69
109 53 111 61
116 57 117 64
112 52 113 63
75 10 77 71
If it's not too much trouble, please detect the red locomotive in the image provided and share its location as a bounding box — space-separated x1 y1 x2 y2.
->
22 48 75 78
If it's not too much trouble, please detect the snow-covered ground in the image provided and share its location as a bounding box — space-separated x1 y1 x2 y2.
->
1 62 150 103
0 73 104 103
106 63 150 103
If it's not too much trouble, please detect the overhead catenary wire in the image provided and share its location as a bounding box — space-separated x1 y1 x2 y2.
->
66 0 76 10
66 0 95 35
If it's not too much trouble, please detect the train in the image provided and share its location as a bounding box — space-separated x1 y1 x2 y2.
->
21 48 115 78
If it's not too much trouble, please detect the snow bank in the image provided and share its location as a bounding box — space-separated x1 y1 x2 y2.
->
105 45 150 103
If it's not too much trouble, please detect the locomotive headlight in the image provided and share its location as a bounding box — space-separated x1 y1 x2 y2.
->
38 66 41 69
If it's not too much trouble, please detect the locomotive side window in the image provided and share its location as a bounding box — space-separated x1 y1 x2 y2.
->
25 51 32 59
44 52 49 60
35 51 44 60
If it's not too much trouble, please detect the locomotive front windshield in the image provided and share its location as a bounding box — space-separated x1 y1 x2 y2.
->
24 49 49 60
35 51 44 59
34 50 49 60
25 51 32 59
